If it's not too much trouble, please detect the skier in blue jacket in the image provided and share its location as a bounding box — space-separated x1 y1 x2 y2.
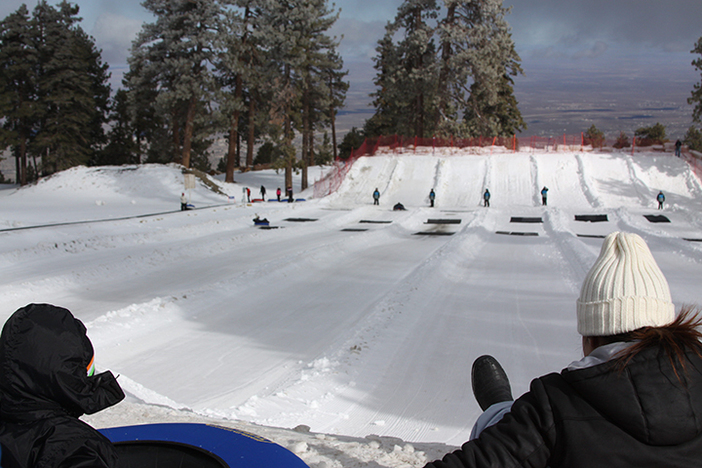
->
482 189 490 207
657 191 665 209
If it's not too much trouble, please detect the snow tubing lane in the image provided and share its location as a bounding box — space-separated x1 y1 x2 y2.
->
100 423 309 468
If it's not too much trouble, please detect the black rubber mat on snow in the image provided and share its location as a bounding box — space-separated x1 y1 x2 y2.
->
575 214 608 222
496 231 539 236
644 215 670 223
425 219 462 224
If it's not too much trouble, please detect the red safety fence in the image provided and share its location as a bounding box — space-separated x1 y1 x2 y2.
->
683 150 702 181
313 157 357 198
346 134 592 158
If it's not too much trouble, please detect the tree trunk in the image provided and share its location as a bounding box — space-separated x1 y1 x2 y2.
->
226 113 238 181
247 96 255 169
172 108 182 164
415 7 425 138
15 154 20 185
301 87 310 190
437 4 456 128
181 97 197 168
226 76 243 182
19 127 27 186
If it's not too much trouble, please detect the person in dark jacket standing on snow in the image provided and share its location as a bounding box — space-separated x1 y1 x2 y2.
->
657 190 665 209
373 188 380 205
423 231 702 468
0 304 125 468
429 189 436 207
482 189 490 207
540 186 548 206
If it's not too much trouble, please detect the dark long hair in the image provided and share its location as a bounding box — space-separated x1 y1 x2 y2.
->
613 305 702 381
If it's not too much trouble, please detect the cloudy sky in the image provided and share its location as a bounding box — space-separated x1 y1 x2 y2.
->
2 0 702 135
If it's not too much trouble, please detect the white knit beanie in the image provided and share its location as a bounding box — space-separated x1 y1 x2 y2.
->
577 231 675 336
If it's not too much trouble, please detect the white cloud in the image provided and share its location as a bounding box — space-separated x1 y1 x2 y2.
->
573 41 609 60
90 12 144 66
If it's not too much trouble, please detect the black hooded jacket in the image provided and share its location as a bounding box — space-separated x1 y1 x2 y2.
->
0 304 125 468
425 345 702 467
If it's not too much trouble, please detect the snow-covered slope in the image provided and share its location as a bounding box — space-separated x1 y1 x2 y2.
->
1 149 701 467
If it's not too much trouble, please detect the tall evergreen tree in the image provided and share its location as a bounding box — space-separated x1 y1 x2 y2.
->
295 0 344 189
325 50 349 160
128 0 219 169
690 36 702 124
438 0 524 137
369 0 439 138
366 28 403 137
255 0 344 191
98 89 140 166
0 1 110 181
32 1 111 174
369 0 524 139
216 0 262 181
0 5 36 185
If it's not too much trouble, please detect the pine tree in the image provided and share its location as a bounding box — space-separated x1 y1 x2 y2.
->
367 28 403 137
325 50 349 160
441 0 525 137
369 0 439 138
0 5 37 185
255 0 344 191
370 0 525 139
0 2 110 180
99 89 140 165
32 1 111 174
216 0 260 181
296 5 344 189
690 37 702 124
128 0 219 169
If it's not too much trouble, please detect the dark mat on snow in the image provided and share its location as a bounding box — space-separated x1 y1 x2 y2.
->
496 231 539 237
258 226 280 230
684 238 702 242
575 214 608 223
644 215 670 223
342 228 369 232
577 233 606 239
414 231 455 236
510 217 543 223
360 220 392 224
284 218 318 222
425 219 461 224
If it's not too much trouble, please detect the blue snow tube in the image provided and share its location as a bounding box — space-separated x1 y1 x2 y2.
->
100 423 309 468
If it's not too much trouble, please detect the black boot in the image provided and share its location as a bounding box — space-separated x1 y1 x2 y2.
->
471 355 513 411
